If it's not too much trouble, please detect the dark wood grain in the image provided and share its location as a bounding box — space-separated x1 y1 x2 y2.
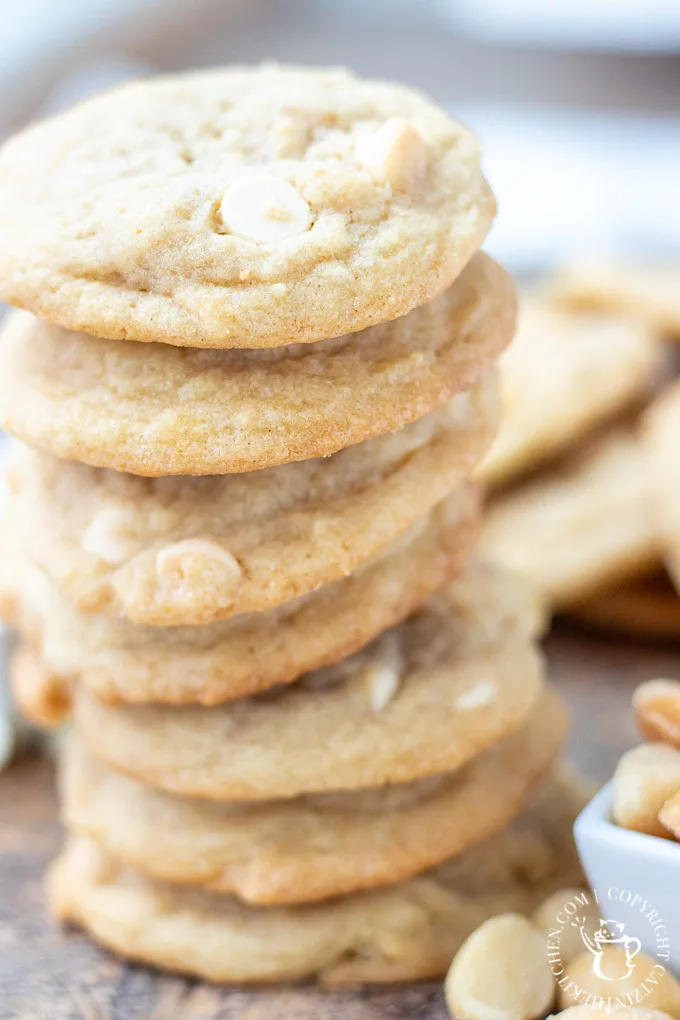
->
1 625 678 1020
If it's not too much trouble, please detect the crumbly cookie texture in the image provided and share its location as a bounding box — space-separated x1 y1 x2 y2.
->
644 382 680 594
482 430 658 609
48 771 586 985
9 376 496 626
61 689 565 905
479 297 664 487
4 492 482 708
0 65 495 348
69 563 544 800
0 253 513 476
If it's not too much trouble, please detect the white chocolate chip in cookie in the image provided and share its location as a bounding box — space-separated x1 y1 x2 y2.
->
355 117 427 193
219 176 311 244
155 539 242 591
361 632 402 712
455 680 496 712
81 507 137 565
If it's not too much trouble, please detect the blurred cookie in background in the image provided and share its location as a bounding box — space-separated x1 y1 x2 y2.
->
644 382 680 595
482 429 658 610
571 572 680 642
547 260 680 341
478 298 665 488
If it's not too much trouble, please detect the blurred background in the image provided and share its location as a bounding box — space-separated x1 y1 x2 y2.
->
1 0 679 272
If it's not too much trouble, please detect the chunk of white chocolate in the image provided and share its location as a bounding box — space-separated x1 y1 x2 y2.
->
155 539 242 588
355 117 427 193
219 176 311 244
81 507 137 565
361 631 403 712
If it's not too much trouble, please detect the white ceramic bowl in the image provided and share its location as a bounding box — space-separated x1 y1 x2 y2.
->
574 781 680 972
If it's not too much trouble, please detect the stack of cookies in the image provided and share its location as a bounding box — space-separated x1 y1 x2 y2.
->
0 66 581 984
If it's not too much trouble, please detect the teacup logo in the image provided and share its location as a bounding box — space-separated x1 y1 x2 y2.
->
580 919 642 981
546 888 671 1008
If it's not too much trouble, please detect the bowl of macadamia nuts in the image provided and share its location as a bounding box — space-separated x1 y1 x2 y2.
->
443 680 680 1020
573 679 680 973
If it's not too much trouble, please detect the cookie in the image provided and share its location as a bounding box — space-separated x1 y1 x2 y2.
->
60 688 565 905
9 374 496 626
548 260 680 339
4 489 482 708
570 572 680 641
70 563 544 800
479 298 664 487
0 254 513 476
643 383 680 595
48 771 585 985
482 430 658 608
0 65 495 348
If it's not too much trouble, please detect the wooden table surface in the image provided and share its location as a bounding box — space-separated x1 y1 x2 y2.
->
1 624 678 1020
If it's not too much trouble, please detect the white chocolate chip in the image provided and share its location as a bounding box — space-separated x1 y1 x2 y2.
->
155 539 242 588
219 176 311 244
81 507 137 565
366 662 400 712
454 680 496 712
355 117 427 193
361 632 402 712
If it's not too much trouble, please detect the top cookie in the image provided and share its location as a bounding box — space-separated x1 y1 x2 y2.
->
0 65 495 348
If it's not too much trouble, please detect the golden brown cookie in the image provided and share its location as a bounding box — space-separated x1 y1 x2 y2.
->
0 65 495 349
549 260 680 339
70 563 544 800
48 771 585 985
479 298 664 487
60 688 565 905
644 382 680 596
0 254 513 475
8 376 496 626
482 430 658 609
570 572 680 641
4 490 482 708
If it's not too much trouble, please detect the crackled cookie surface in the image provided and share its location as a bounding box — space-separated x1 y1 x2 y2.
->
0 254 513 475
479 298 663 487
5 492 481 708
61 688 565 904
70 564 544 799
9 376 496 626
483 431 657 608
49 772 585 984
0 65 495 348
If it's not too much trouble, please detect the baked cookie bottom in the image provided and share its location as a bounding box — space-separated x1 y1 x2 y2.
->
48 770 586 985
570 572 680 641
